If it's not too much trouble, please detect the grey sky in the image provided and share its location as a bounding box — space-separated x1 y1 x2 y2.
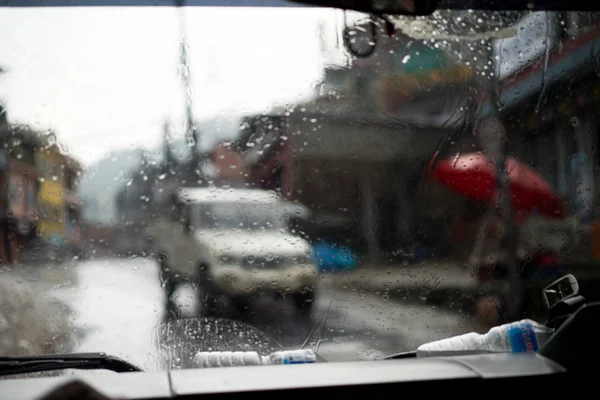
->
0 6 343 166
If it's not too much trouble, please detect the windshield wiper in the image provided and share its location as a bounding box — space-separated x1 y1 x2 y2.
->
0 352 142 377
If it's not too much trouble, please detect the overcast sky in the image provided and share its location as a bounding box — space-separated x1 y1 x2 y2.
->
0 6 344 166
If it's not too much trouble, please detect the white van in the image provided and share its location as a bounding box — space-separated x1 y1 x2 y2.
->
146 187 318 317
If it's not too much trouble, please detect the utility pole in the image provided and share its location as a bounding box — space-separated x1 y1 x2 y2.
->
175 0 202 178
476 36 522 322
489 85 522 321
162 120 175 169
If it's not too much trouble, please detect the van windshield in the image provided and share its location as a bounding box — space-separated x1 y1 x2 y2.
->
195 202 287 231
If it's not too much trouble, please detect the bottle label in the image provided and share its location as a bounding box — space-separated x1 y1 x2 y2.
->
507 322 539 353
282 357 315 364
281 350 316 364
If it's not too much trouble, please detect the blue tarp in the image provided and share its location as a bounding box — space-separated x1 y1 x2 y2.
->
312 243 357 272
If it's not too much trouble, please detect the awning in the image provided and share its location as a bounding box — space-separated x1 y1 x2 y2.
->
378 65 472 102
479 25 600 116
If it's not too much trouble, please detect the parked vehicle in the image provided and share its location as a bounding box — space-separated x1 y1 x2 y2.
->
146 187 318 317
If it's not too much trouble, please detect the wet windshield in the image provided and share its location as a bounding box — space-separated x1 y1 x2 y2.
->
0 3 599 376
151 317 284 371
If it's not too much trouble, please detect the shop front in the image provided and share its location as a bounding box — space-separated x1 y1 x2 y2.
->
474 21 600 274
35 148 66 255
237 65 474 262
5 159 38 263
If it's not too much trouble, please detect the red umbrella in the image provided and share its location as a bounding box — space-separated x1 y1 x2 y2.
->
433 152 566 220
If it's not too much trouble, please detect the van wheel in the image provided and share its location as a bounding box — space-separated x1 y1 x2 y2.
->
198 263 224 318
232 296 252 315
293 286 316 317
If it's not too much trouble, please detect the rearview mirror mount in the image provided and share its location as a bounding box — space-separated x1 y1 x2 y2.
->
287 0 600 16
290 0 438 15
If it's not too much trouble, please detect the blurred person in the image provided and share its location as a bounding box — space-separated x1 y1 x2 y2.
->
472 211 567 327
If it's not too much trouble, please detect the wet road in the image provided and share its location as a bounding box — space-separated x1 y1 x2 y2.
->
40 257 471 369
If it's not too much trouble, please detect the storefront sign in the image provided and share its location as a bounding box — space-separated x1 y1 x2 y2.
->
38 179 65 241
397 45 447 75
36 149 64 183
492 12 559 80
379 65 472 104
39 180 64 207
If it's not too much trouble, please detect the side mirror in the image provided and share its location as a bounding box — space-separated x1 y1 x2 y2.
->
543 274 585 330
543 274 579 310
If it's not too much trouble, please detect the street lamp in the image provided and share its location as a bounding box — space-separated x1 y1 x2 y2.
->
174 0 203 180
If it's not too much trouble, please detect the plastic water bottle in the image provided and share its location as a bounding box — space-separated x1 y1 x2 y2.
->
193 349 317 368
416 319 554 358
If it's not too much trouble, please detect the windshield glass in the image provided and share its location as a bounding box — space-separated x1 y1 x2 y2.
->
196 202 287 230
0 4 598 376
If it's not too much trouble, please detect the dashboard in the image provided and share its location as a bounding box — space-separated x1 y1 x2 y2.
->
0 352 572 400
4 299 597 399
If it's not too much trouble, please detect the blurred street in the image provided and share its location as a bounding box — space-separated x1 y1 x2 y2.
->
1 4 599 379
6 257 472 369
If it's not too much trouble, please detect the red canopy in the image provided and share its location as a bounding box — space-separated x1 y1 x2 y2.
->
433 152 566 220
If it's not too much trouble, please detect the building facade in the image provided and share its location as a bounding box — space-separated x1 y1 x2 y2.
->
0 125 39 263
